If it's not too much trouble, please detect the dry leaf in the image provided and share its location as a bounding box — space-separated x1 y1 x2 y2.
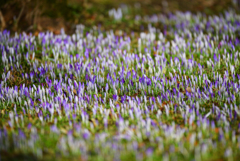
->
73 89 77 95
60 128 68 134
186 87 192 93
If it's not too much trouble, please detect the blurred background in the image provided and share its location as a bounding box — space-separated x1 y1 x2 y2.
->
0 0 237 34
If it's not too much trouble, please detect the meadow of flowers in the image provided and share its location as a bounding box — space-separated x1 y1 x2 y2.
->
1 6 240 161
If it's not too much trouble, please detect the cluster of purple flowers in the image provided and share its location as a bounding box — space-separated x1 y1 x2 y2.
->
0 8 240 160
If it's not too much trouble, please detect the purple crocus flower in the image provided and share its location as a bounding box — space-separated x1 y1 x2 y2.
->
146 147 154 156
83 132 90 140
213 53 218 62
113 94 118 101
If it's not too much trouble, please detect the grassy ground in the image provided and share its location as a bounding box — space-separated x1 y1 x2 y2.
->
1 0 240 161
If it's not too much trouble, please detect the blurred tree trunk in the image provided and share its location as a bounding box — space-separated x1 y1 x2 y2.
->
0 10 6 30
